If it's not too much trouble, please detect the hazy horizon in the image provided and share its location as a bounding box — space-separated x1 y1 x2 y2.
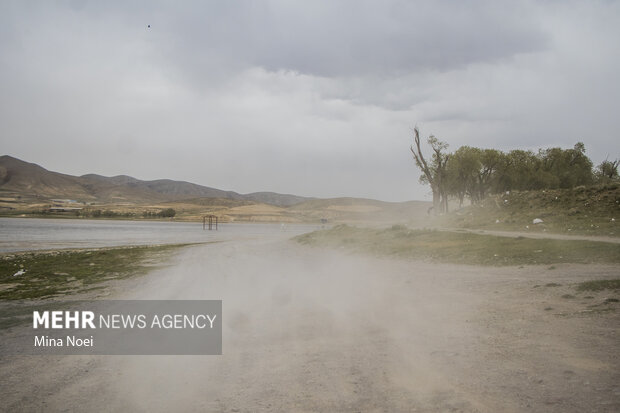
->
1 1 619 202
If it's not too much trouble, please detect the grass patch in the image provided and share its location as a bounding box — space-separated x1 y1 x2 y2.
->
575 279 620 292
295 225 620 266
0 243 197 329
0 244 195 300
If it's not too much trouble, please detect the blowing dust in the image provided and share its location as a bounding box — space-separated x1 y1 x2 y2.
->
1 229 618 412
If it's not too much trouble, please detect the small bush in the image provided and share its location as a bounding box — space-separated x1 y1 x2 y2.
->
158 208 176 218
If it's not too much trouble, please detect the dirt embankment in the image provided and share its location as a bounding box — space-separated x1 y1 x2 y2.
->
441 184 620 237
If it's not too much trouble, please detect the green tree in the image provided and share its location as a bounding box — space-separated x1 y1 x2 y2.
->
445 146 480 207
501 150 545 190
595 159 619 183
474 149 505 201
539 143 593 188
159 208 176 218
410 127 450 214
445 147 504 205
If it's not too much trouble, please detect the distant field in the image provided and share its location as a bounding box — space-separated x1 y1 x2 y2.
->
0 197 432 225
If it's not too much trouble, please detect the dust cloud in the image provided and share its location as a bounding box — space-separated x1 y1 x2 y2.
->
1 229 618 412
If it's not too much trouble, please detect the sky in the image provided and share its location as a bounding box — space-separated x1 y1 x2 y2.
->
1 0 619 202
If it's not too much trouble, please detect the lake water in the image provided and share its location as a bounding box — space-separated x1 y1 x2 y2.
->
0 218 320 253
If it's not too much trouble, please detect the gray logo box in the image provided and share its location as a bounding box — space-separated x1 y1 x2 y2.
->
5 300 222 355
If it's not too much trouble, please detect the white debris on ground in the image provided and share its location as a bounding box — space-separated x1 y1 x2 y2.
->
13 269 26 277
495 219 500 223
533 218 544 224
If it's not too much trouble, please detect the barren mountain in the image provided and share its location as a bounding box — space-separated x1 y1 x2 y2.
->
0 155 311 206
0 155 98 201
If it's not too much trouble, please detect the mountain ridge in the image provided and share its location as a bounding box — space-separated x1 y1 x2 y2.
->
0 155 312 206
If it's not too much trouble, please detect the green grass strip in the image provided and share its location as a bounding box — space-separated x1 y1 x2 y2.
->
295 225 620 266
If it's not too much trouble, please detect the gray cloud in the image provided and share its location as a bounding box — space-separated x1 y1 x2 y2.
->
0 0 618 201
153 1 548 77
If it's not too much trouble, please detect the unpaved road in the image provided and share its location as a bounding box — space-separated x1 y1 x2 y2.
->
1 233 619 412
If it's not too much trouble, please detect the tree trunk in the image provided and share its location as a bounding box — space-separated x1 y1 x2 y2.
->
432 189 441 215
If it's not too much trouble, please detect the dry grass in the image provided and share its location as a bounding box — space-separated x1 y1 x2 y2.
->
441 184 620 237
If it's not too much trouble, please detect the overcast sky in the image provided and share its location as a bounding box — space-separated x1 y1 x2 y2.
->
1 0 619 201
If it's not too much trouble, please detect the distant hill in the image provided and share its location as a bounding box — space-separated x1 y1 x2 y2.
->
0 155 311 206
0 155 100 201
160 196 431 224
287 197 431 224
244 191 310 207
0 155 433 224
81 175 244 201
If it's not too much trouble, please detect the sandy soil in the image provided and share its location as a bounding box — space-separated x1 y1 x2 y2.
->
0 234 619 412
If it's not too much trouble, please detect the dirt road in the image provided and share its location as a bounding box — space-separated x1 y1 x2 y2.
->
1 234 619 412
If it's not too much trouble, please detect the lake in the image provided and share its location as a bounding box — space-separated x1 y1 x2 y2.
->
0 218 319 253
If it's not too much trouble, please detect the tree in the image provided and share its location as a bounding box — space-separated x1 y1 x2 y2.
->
538 143 593 188
410 127 450 214
474 149 505 201
501 150 544 190
411 130 598 210
596 159 619 182
445 147 505 205
158 208 176 218
445 146 479 207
